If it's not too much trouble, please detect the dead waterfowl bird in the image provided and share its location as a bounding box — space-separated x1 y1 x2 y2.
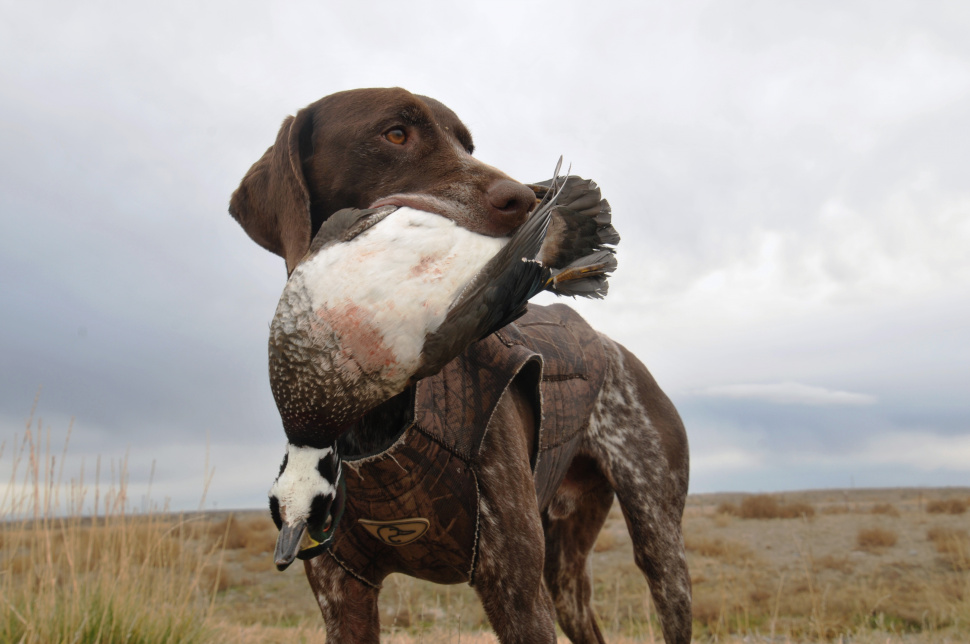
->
268 167 617 563
268 168 616 447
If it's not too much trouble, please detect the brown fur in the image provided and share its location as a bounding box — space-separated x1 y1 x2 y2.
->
230 88 691 643
230 87 536 274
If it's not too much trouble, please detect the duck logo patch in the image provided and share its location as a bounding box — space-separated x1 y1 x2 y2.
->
358 518 430 546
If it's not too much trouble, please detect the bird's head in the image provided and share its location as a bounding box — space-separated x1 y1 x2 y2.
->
268 443 346 571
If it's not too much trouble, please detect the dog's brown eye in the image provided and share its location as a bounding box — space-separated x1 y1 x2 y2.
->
384 128 407 145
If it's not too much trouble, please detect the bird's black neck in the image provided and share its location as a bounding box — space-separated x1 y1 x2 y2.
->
336 387 414 458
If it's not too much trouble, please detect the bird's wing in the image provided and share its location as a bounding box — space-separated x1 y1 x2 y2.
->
412 173 567 381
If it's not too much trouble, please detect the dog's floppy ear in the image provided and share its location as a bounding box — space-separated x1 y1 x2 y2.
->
229 108 314 275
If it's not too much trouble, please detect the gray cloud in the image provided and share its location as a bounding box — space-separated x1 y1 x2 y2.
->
694 382 878 406
2 1 969 509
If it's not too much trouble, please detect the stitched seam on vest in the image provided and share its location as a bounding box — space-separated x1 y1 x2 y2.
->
468 470 482 586
542 373 588 382
494 329 525 348
327 549 382 589
532 363 546 475
412 423 474 462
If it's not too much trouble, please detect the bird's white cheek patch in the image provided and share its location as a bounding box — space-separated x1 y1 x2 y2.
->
269 444 337 526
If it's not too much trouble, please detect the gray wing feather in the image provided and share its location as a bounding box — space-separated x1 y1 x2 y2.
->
305 206 397 258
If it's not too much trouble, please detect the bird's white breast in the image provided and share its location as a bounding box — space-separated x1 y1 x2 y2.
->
283 207 507 391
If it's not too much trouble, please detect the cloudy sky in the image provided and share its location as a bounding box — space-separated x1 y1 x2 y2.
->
2 1 968 511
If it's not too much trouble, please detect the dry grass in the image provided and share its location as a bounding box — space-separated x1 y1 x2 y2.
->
812 554 854 574
685 488 970 640
173 492 970 641
356 490 970 641
927 498 968 515
209 513 277 554
820 505 850 515
380 633 970 644
928 526 969 549
927 526 970 572
716 501 739 516
856 526 899 550
718 494 816 519
1 411 221 644
684 535 753 561
870 503 900 517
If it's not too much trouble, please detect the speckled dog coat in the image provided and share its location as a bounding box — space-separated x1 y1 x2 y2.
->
327 303 607 588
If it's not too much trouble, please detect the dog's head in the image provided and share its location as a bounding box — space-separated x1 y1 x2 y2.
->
229 87 537 274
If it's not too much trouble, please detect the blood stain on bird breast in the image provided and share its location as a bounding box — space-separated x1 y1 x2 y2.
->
316 300 397 376
408 254 448 280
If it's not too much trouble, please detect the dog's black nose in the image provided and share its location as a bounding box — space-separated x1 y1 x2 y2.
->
485 179 537 234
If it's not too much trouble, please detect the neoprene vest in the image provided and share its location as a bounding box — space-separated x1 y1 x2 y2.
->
327 303 607 588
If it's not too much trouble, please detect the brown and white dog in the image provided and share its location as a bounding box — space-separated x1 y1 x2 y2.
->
229 87 691 644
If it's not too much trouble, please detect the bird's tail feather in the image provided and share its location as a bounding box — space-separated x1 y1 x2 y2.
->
530 175 619 298
546 249 618 298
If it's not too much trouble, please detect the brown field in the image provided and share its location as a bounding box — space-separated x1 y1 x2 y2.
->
197 488 970 643
3 422 970 642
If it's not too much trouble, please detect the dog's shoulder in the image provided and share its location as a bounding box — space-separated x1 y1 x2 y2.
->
497 303 607 389
499 304 608 507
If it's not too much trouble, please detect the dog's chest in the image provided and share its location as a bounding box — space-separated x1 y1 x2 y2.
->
326 304 609 588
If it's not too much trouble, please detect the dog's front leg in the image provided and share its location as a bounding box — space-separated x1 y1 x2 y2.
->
472 382 558 644
304 553 381 643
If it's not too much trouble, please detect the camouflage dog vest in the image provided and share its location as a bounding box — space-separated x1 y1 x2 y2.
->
327 303 607 588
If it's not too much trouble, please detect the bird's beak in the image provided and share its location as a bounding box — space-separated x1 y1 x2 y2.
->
274 521 315 571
